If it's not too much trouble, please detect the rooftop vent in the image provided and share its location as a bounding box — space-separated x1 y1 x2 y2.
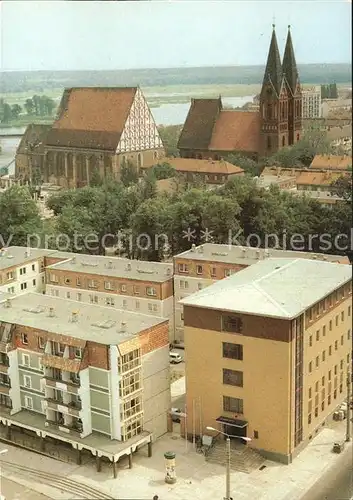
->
166 268 171 276
92 320 116 329
137 269 155 274
211 252 228 257
71 311 79 323
4 299 11 308
256 249 260 259
120 321 127 333
107 260 113 269
81 261 98 267
23 306 45 314
126 263 132 271
242 248 246 257
198 245 204 254
71 257 76 264
48 307 55 318
191 244 196 252
24 250 29 258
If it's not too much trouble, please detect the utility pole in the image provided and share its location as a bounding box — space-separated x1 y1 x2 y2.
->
225 436 231 500
346 369 351 442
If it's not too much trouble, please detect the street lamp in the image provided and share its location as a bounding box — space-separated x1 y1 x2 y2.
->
206 426 251 500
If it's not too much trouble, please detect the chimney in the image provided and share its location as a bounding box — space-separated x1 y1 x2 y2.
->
108 260 113 269
121 321 127 333
4 299 11 308
191 243 196 252
198 245 204 254
48 307 55 318
127 263 132 271
242 248 246 258
24 251 29 258
256 249 260 259
71 311 78 323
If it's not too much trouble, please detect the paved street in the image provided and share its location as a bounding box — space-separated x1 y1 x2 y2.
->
301 444 353 500
0 477 50 500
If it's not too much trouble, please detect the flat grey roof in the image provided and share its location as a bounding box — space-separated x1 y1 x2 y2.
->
47 254 173 282
180 258 352 319
0 246 53 270
0 293 167 344
0 291 11 302
174 243 348 266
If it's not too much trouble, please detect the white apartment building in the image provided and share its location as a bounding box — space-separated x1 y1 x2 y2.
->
44 254 175 341
0 246 51 296
173 244 350 343
302 86 322 119
0 293 170 472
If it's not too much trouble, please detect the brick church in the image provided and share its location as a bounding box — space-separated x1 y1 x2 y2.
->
178 26 303 160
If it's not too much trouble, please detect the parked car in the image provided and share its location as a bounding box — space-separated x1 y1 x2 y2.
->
169 351 183 364
171 408 182 423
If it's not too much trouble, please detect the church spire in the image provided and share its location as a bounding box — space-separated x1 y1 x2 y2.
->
282 25 299 94
261 24 283 96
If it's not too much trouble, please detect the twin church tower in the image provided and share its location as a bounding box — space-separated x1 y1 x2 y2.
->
260 25 302 155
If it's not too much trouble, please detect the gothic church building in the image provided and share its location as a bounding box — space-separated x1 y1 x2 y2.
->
178 26 303 160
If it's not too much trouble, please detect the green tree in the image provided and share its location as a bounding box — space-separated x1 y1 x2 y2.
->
150 162 176 180
11 104 22 119
330 173 352 202
121 160 139 187
0 185 42 247
24 98 34 115
158 125 182 157
225 154 261 177
0 103 13 123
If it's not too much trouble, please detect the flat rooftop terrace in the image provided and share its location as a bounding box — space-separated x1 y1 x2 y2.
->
0 292 167 344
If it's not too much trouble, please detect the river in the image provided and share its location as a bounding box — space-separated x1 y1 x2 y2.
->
0 95 255 172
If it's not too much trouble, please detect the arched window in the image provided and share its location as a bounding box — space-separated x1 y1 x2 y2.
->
267 104 273 120
296 133 300 142
282 136 286 147
137 153 142 168
267 136 271 151
153 151 158 161
121 156 126 167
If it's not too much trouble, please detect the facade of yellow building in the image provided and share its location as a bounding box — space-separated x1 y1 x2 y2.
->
181 258 352 463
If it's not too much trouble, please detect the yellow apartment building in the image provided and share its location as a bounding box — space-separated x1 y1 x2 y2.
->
180 258 352 464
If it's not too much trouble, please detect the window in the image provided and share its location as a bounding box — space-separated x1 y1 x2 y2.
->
32 279 36 286
196 265 203 275
123 300 127 309
315 356 319 368
340 359 344 370
135 301 140 310
88 279 98 289
134 286 140 295
7 287 15 294
64 277 71 285
153 304 158 312
222 315 243 334
32 264 35 271
180 280 189 289
24 375 31 388
74 347 82 359
328 370 331 381
254 430 259 439
22 353 30 366
77 293 82 301
316 330 320 341
341 335 344 345
148 303 153 312
6 271 14 280
178 263 189 274
308 414 312 424
328 395 331 405
322 376 325 386
223 396 243 414
38 337 45 349
50 273 58 283
315 381 319 392
329 320 332 331
309 361 312 373
146 286 157 297
267 136 272 151
197 283 203 290
89 294 98 304
335 340 338 351
309 335 313 347
323 325 326 337
104 281 113 290
21 283 27 291
222 342 243 360
335 315 338 326
314 408 318 417
76 277 81 287
308 387 312 399
20 267 26 275
329 345 332 355
66 292 71 299
224 269 231 278
322 350 326 362
223 369 243 387
348 329 351 340
24 396 33 409
53 342 65 356
120 284 127 293
282 136 286 147
348 306 351 317
334 365 338 375
106 297 115 307
211 267 216 277
341 311 344 322
21 333 28 345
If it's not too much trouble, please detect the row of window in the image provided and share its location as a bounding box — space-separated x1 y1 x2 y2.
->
3 264 38 283
308 319 351 347
7 277 42 294
20 336 82 359
308 338 350 373
49 274 158 297
308 385 344 425
309 363 349 400
49 288 159 312
307 283 352 323
178 264 232 278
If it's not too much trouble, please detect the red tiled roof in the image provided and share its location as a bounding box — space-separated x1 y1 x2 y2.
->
177 98 222 150
209 110 261 153
310 154 352 171
163 158 244 175
296 170 349 186
46 87 137 151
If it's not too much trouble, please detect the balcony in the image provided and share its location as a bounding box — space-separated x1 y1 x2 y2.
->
46 418 83 435
42 354 81 372
0 341 10 354
46 398 82 417
43 376 80 395
0 384 10 395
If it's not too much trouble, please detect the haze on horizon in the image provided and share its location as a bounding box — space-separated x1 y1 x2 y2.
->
1 0 351 72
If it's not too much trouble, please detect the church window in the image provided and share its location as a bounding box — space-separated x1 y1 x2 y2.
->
282 136 286 147
296 133 300 142
137 153 142 168
153 151 158 160
267 104 273 120
267 136 271 151
121 156 126 167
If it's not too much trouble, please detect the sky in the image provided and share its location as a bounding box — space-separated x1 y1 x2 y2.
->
0 1 351 71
